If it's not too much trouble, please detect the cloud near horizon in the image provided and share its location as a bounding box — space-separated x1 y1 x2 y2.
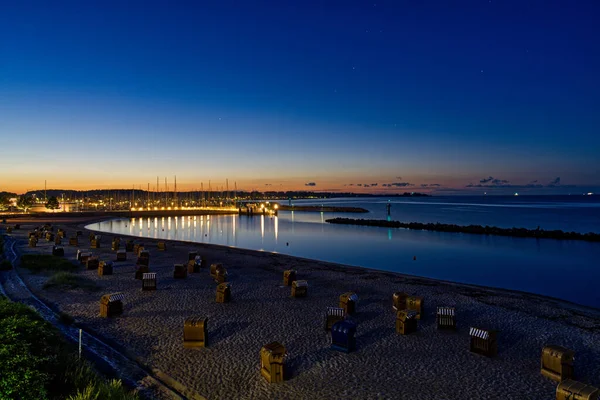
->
305 182 316 187
466 176 573 189
382 182 413 188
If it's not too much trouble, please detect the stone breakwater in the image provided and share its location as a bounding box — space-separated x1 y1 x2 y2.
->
326 217 600 242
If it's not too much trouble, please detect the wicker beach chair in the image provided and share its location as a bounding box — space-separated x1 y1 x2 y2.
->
324 307 346 331
98 261 113 276
469 327 498 357
436 307 456 330
393 292 424 319
291 280 308 297
216 283 231 303
556 380 599 400
100 293 124 318
116 249 127 261
396 310 418 335
174 264 187 279
331 320 357 353
541 345 575 382
260 342 286 383
183 317 208 348
339 292 358 315
142 272 157 291
86 256 100 270
283 270 297 286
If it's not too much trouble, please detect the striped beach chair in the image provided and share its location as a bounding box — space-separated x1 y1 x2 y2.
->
469 327 497 357
324 307 346 331
436 307 456 330
142 272 157 291
100 293 125 317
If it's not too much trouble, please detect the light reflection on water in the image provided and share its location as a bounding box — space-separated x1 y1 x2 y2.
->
88 212 600 308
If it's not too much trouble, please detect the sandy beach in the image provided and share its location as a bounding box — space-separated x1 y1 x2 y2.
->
2 217 600 399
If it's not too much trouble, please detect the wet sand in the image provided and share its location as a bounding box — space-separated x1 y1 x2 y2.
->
4 218 600 399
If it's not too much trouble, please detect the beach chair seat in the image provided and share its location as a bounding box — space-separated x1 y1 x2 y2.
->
157 241 166 251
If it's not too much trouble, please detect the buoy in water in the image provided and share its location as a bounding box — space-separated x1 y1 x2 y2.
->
286 242 289 246
413 256 416 261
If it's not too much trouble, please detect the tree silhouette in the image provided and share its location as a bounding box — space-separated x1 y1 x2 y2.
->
45 196 60 211
17 196 33 212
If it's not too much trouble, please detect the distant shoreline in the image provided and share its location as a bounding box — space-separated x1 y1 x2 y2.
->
326 217 600 242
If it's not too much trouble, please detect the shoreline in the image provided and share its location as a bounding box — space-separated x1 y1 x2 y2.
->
2 217 600 399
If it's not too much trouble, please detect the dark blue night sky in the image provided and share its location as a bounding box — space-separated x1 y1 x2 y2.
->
1 1 599 193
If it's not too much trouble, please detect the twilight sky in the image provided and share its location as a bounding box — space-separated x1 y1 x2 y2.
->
1 0 599 195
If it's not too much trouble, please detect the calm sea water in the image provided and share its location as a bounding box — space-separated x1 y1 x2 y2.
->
87 196 600 308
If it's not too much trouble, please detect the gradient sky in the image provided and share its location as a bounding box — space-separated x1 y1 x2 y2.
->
1 0 599 195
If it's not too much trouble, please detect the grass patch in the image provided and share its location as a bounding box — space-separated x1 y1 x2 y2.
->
21 254 78 274
43 272 98 291
0 296 138 400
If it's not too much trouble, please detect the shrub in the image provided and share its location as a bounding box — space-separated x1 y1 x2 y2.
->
43 272 98 291
21 255 78 274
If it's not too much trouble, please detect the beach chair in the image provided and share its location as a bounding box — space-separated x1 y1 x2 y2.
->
157 241 166 251
556 380 599 400
6 227 12 233
76 249 86 262
436 307 456 330
541 345 575 382
260 342 286 383
210 263 222 278
188 256 204 273
57 228 65 238
183 317 208 348
133 243 143 255
469 327 497 357
100 293 124 318
46 232 54 241
98 261 113 276
54 235 62 245
339 292 358 315
135 265 149 280
331 320 357 353
52 246 64 257
291 280 308 297
116 249 127 261
125 240 134 252
137 250 150 266
393 292 424 319
283 270 297 286
188 251 198 261
174 264 187 279
137 247 147 258
88 233 95 242
111 238 120 251
396 310 418 335
80 252 92 265
69 237 78 246
29 237 37 247
90 236 101 249
142 272 157 291
214 266 228 283
86 256 100 270
216 283 231 303
324 307 346 331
